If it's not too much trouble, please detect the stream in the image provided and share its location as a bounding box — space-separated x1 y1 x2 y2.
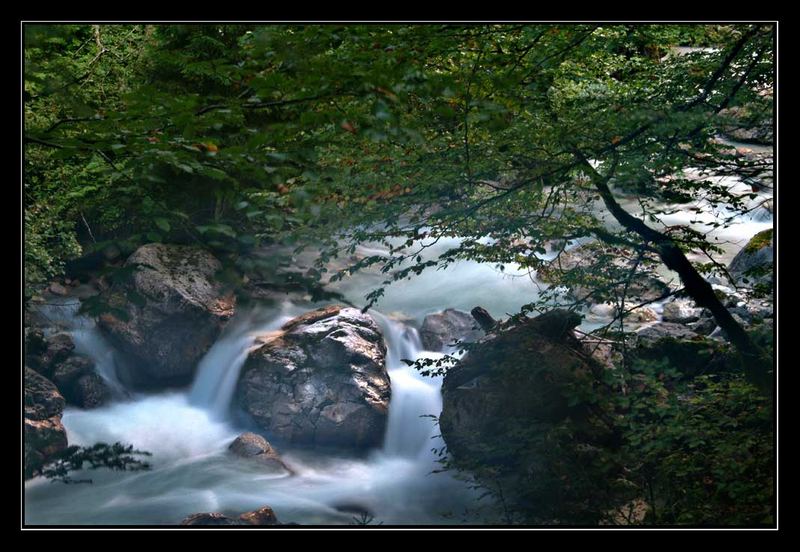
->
24 163 772 525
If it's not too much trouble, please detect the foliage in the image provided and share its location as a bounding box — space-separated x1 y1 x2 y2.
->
25 24 773 308
35 442 152 484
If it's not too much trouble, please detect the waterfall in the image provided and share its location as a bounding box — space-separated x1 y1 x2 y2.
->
32 299 126 396
371 312 445 459
189 303 297 419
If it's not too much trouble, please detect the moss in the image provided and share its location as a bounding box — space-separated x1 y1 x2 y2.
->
744 229 773 254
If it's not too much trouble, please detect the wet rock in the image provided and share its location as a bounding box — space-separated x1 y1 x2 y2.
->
52 355 95 388
718 105 773 145
420 308 484 351
635 322 700 345
239 506 280 526
438 309 616 518
628 307 658 324
31 333 76 378
24 368 68 479
24 327 48 369
97 243 236 384
237 305 390 448
588 302 617 319
689 317 718 336
728 229 773 289
180 513 245 526
48 282 69 296
49 352 111 409
662 299 702 324
228 432 292 473
471 306 497 333
181 506 281 526
71 373 111 409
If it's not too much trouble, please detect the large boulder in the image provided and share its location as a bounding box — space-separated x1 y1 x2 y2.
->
24 368 68 479
728 229 773 290
439 309 607 463
97 244 235 384
420 308 484 351
438 309 620 520
238 506 280 526
236 305 390 448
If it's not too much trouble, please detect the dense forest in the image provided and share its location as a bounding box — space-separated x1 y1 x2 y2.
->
23 23 775 527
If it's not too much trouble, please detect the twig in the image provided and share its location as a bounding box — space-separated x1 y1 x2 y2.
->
80 211 97 244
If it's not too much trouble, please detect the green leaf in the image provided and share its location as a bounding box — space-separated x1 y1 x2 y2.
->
154 218 171 232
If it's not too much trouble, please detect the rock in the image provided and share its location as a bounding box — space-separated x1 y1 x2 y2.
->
588 302 617 319
437 310 618 519
689 317 717 336
708 313 751 341
31 333 76 378
72 373 111 409
440 309 603 462
48 282 69 296
50 353 111 409
24 368 68 479
24 327 48 369
635 322 701 345
97 243 236 384
628 307 658 324
180 513 245 526
236 305 390 448
181 506 280 526
239 506 280 526
420 308 484 351
52 355 95 388
228 432 291 473
25 367 66 420
662 299 701 324
728 229 773 289
718 105 773 145
471 306 497 333
635 323 727 377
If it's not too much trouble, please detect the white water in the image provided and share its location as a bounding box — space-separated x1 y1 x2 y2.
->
189 302 300 419
25 299 489 525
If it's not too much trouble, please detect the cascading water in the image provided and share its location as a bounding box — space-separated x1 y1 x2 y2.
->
370 312 443 459
25 298 487 525
189 303 300 419
32 299 126 397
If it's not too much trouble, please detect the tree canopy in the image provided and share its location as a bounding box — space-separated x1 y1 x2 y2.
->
24 23 774 382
